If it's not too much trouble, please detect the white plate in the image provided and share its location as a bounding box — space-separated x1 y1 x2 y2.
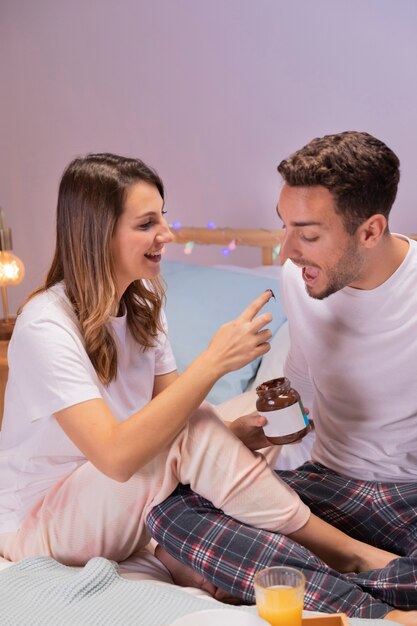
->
170 608 269 626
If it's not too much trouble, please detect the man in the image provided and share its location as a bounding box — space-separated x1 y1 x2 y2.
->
147 132 417 622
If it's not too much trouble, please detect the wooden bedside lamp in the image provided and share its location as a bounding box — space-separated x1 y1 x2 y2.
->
0 207 25 341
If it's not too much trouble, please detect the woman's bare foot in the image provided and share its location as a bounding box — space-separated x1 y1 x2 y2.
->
154 544 241 604
384 609 417 625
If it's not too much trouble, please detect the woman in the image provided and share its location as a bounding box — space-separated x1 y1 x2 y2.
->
0 154 414 624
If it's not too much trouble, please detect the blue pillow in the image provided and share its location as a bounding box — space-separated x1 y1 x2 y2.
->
162 261 286 404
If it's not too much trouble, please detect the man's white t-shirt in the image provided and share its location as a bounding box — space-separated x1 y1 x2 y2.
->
0 283 176 533
282 235 417 482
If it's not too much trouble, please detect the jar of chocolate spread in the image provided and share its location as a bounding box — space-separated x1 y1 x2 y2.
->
256 377 309 445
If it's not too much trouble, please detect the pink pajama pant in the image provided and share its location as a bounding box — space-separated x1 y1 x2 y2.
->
0 403 309 565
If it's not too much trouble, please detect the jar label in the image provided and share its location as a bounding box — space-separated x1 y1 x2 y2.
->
259 402 309 437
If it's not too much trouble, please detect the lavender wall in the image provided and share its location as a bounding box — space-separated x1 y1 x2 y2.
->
1 0 417 313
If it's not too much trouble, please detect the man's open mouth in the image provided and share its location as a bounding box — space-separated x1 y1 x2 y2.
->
302 266 320 284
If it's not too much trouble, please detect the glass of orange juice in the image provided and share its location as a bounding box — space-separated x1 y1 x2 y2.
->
253 566 305 626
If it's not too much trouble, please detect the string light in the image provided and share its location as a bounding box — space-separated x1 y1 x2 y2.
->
228 239 236 251
272 244 281 260
207 221 216 229
170 220 182 230
221 248 230 256
184 241 194 255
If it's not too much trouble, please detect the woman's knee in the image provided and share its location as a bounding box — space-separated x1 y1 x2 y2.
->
187 401 229 437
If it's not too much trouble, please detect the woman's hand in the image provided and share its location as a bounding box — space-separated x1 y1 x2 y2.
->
204 290 274 377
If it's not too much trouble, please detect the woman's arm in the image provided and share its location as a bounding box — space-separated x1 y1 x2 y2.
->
54 291 273 481
152 370 180 397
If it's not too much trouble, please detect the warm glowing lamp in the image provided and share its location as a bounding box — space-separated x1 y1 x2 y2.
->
0 208 25 340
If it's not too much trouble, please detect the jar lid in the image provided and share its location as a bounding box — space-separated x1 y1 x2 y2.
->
256 377 289 394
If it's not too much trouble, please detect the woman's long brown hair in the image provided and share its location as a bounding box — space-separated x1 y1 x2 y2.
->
25 153 166 384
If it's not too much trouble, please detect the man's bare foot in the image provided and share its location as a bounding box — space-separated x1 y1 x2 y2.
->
154 544 241 604
288 514 400 574
154 544 217 595
384 609 417 625
354 540 399 573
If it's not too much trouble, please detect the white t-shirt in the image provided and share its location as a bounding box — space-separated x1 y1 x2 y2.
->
0 283 177 533
281 235 417 482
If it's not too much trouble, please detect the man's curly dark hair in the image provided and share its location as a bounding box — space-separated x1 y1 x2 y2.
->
278 131 400 234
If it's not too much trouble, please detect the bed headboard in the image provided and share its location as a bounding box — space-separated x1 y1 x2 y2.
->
170 227 284 265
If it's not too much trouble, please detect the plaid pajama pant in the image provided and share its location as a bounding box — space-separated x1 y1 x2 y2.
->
146 461 417 619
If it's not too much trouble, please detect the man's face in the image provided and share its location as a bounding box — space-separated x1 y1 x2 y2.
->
277 184 365 299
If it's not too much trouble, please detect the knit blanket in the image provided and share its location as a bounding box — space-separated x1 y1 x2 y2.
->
0 557 397 626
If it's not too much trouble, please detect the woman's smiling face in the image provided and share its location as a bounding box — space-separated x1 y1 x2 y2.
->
111 181 173 297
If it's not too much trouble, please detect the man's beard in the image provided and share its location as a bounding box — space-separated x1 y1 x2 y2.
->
307 241 365 300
